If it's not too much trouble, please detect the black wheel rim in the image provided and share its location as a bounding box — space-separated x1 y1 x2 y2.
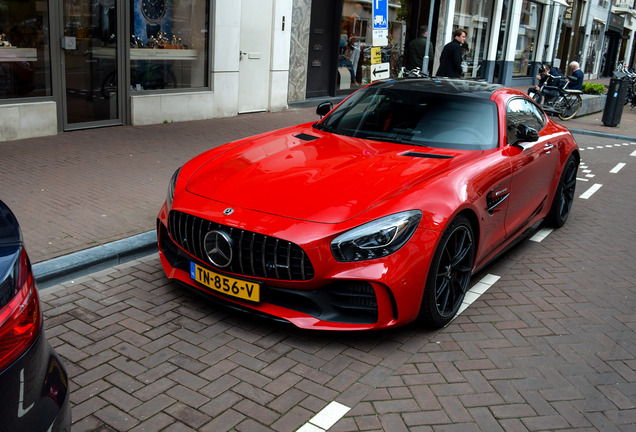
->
558 160 577 220
434 225 474 318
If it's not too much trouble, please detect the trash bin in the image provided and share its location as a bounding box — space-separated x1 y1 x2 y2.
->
602 78 629 126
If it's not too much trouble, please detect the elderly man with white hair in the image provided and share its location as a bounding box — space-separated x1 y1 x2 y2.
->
569 61 584 90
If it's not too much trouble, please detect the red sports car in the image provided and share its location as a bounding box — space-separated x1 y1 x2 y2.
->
157 78 579 330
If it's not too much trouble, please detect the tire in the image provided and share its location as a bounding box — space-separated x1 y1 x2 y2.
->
419 215 475 328
557 93 582 120
545 154 578 228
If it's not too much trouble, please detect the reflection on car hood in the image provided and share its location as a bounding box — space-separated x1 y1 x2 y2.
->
185 126 475 223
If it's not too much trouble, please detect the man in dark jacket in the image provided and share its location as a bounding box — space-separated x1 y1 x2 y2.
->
407 26 434 74
436 28 466 78
568 61 584 90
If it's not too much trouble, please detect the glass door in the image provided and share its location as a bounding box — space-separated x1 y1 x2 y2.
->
61 0 123 128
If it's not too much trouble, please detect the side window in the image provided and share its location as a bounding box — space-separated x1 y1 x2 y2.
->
506 98 546 144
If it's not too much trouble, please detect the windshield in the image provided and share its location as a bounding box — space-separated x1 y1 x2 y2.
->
316 83 499 150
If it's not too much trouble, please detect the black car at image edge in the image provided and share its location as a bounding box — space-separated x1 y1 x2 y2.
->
0 200 71 431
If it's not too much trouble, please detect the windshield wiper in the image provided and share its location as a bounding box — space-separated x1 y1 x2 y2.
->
312 122 338 134
364 135 413 145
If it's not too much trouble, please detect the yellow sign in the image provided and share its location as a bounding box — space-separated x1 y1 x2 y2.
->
371 47 381 65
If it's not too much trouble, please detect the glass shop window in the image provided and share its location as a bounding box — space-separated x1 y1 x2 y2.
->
337 0 405 91
512 0 543 78
585 20 603 75
130 0 209 91
453 0 495 80
0 0 52 99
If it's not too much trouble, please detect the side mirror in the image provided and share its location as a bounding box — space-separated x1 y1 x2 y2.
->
513 124 539 144
316 102 333 118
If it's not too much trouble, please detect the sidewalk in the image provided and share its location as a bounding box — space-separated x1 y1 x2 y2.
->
1 81 635 286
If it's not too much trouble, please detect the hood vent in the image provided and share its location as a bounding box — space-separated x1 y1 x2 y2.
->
294 133 319 141
402 151 454 159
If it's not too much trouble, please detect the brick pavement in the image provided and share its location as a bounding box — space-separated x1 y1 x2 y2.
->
39 137 636 431
0 108 317 264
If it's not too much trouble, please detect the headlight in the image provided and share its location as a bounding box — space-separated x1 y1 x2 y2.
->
166 167 180 210
331 210 422 262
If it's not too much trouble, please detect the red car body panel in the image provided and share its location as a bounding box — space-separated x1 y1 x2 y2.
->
157 83 579 330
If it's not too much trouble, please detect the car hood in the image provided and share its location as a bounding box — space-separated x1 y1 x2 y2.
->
185 126 477 223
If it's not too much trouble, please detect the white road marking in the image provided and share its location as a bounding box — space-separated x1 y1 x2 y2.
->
577 177 589 182
454 274 501 318
630 150 636 156
530 228 553 243
298 401 351 432
579 184 602 199
610 163 626 173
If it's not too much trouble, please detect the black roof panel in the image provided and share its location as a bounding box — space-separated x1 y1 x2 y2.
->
370 77 502 99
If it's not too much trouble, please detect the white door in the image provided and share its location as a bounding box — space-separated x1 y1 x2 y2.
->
238 0 273 113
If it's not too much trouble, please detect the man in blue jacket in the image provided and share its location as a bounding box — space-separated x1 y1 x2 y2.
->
569 61 584 90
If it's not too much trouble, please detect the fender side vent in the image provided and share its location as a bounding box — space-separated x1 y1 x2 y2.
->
402 152 454 159
294 133 319 141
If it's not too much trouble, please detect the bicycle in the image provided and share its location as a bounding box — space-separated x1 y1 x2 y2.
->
398 66 426 78
530 73 583 121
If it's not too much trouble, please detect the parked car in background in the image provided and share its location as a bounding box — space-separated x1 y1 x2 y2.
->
0 200 71 431
157 78 579 330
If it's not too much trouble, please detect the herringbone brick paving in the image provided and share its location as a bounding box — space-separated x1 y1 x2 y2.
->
39 138 635 430
0 108 317 263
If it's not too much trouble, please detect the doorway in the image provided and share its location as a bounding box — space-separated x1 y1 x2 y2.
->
60 0 124 129
238 0 273 113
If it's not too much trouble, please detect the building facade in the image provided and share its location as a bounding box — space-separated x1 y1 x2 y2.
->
0 0 292 141
1 0 634 142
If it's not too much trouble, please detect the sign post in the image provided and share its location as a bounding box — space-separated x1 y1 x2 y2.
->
371 0 390 81
372 0 388 47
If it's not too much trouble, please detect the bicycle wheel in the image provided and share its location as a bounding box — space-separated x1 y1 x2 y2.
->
557 93 582 120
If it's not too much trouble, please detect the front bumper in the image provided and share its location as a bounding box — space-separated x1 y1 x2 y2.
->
158 220 399 329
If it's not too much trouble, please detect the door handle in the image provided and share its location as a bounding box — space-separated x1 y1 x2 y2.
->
543 143 554 153
239 51 247 60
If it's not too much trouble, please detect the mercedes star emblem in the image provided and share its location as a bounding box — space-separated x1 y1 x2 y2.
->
203 230 233 268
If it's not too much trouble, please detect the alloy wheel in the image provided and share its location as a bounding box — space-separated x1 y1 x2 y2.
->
434 224 474 318
558 159 577 220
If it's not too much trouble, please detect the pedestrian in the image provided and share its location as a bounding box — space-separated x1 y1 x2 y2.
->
568 61 584 90
435 28 466 78
407 25 434 74
530 63 562 104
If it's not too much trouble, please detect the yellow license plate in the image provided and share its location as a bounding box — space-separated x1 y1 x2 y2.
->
190 262 260 302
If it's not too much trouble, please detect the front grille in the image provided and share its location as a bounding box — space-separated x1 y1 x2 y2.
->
168 211 314 281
